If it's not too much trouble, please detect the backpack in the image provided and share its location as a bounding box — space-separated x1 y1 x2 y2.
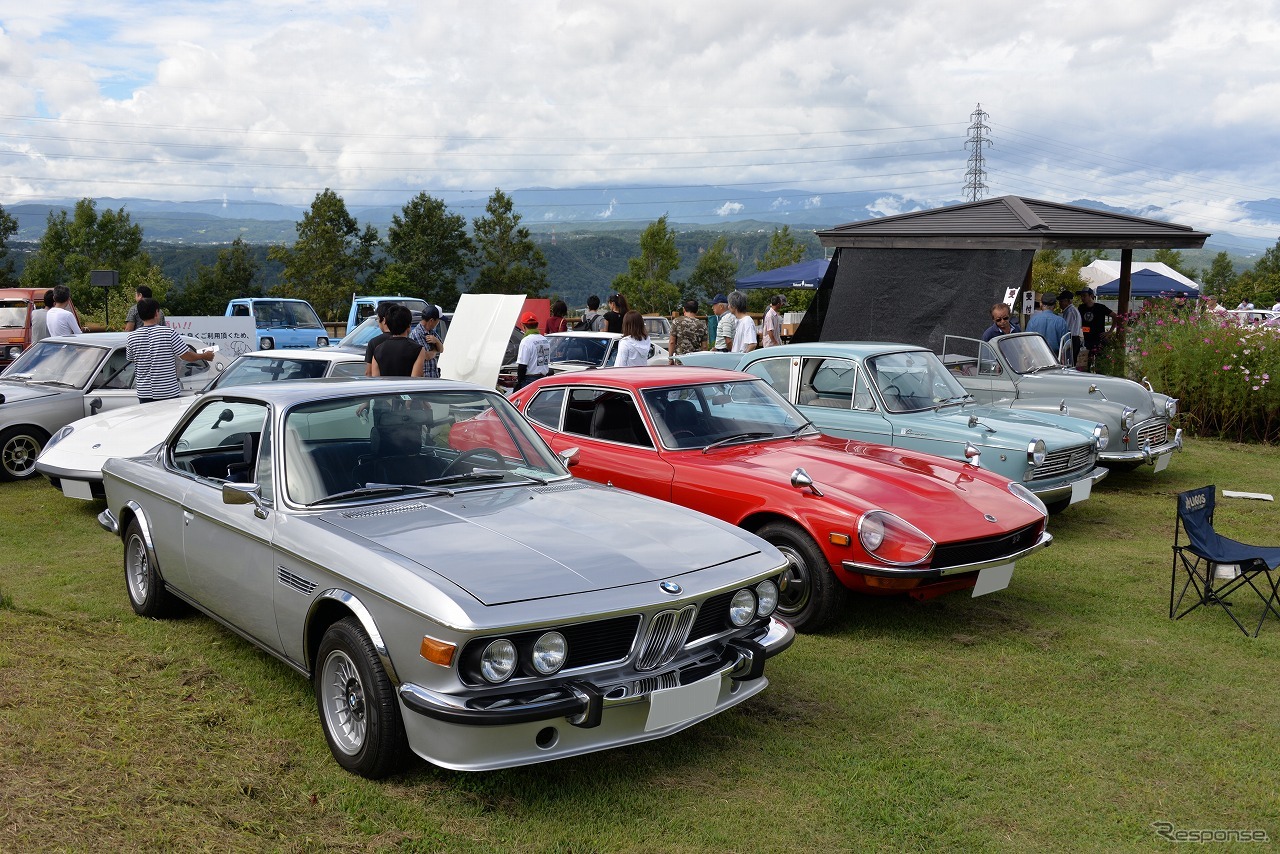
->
574 312 602 332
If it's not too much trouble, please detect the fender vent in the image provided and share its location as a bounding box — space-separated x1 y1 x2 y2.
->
277 566 317 595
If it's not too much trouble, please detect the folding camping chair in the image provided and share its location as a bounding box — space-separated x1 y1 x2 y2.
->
1170 485 1280 637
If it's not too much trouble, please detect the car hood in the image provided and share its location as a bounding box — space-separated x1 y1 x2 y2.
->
1014 371 1164 416
895 404 1094 449
318 481 769 606
0 382 72 405
39 397 195 467
704 436 1045 539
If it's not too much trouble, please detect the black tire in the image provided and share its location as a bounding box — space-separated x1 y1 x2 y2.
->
0 425 47 481
755 521 845 633
1044 497 1072 515
123 518 179 618
314 617 408 779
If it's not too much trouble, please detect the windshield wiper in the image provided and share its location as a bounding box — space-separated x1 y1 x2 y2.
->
1023 364 1058 375
702 431 776 453
789 420 818 436
307 483 454 506
419 468 510 487
33 379 81 388
2 373 31 383
935 394 973 407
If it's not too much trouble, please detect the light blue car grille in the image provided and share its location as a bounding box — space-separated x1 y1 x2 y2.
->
1133 418 1169 447
1033 444 1095 480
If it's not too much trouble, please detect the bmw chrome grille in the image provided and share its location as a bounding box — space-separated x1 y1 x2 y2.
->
635 605 697 671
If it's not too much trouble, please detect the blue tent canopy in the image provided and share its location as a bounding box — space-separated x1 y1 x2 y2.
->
1096 268 1200 298
736 258 829 290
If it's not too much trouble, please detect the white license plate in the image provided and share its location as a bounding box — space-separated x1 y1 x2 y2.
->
61 479 95 500
645 673 722 731
1153 452 1171 473
1069 478 1092 504
972 562 1015 597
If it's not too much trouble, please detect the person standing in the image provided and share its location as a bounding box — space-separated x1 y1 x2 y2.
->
123 285 164 332
761 294 785 348
546 300 569 334
515 311 550 390
711 294 735 352
667 298 708 361
1025 295 1069 357
1057 290 1083 367
364 302 396 376
729 291 757 353
408 305 446 379
578 295 606 332
603 293 629 334
981 303 1020 342
30 290 54 344
372 304 426 377
1077 288 1115 369
46 286 82 337
616 311 652 367
127 298 214 403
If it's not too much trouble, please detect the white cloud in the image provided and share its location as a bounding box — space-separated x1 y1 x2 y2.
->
715 201 745 217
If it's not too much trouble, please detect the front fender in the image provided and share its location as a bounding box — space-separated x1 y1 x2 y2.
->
306 588 400 685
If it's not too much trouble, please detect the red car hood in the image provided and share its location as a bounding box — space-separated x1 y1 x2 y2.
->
699 435 1044 540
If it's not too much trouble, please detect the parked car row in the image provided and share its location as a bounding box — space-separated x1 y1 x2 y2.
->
4 321 1186 779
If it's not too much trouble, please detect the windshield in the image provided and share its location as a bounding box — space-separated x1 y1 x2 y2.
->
282 388 568 505
641 379 813 450
250 301 324 329
549 335 610 366
997 334 1060 374
211 355 333 389
1 340 106 387
338 316 380 348
866 350 969 413
0 302 27 329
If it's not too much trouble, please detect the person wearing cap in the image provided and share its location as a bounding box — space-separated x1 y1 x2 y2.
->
515 311 550 391
1201 294 1229 318
1025 294 1069 359
711 293 736 352
409 304 446 379
1077 287 1114 370
1056 290 1083 368
762 294 785 348
981 303 1021 342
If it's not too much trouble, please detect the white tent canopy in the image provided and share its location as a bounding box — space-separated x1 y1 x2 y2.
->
1079 260 1200 290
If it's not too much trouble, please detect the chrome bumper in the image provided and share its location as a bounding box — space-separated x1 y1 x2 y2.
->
97 508 119 536
398 617 793 728
843 530 1053 579
1099 428 1183 464
1028 465 1109 503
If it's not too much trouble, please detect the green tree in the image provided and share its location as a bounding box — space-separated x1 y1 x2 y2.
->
1031 249 1085 298
1201 251 1237 297
21 199 165 327
758 225 806 272
687 235 739 308
386 192 474 309
1069 248 1106 268
1150 248 1198 281
269 189 380 320
0 203 17 286
612 215 682 314
472 188 548 297
1228 237 1280 307
169 238 261 316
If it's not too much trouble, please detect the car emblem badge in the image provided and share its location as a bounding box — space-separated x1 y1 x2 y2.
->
660 581 682 595
984 514 998 523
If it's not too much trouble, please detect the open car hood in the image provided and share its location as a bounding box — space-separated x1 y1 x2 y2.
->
319 481 766 605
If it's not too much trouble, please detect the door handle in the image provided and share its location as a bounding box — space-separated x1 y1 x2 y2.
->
183 510 194 526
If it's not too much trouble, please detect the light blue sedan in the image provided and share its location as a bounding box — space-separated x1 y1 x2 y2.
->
678 342 1109 514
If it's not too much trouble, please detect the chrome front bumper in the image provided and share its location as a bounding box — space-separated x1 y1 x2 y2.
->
1028 465 1109 504
843 530 1053 579
98 508 119 535
1099 428 1183 464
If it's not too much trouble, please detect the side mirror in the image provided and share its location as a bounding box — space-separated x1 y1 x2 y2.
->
213 408 235 429
222 482 268 519
89 397 102 415
790 467 823 497
558 447 580 468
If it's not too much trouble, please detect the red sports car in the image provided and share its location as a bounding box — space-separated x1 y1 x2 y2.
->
466 368 1052 632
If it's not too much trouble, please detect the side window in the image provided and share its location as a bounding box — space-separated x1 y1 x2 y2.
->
180 346 211 378
330 361 368 378
799 358 855 409
563 388 605 437
745 358 791 399
255 413 274 503
170 400 269 484
852 369 876 411
582 391 652 447
942 336 1001 377
94 349 133 389
525 388 566 429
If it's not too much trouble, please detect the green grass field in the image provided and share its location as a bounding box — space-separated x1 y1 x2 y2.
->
2 439 1279 852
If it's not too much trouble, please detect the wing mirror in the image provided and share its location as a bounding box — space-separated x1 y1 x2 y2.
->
558 447 580 468
222 482 268 519
89 396 102 415
213 408 235 429
790 467 823 497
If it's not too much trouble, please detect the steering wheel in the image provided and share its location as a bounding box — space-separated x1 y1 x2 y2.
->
881 383 903 398
440 447 506 478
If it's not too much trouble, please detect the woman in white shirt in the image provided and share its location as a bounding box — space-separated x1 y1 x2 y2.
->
615 311 652 367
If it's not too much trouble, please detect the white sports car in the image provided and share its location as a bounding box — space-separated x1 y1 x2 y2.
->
36 349 366 499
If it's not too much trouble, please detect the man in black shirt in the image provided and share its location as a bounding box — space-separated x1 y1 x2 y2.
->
371 304 425 377
364 302 396 376
1077 288 1115 370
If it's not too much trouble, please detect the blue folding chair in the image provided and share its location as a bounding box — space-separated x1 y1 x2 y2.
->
1170 485 1280 636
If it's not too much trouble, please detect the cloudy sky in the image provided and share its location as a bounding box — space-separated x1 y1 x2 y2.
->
2 0 1280 249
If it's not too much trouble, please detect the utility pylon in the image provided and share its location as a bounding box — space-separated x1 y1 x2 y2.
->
963 104 992 202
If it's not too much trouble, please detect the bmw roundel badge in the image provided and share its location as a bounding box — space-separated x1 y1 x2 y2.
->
660 581 682 595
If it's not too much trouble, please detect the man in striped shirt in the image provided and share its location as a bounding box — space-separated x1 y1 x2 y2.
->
126 298 214 403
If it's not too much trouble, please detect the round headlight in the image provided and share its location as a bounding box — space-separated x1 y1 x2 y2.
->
531 631 567 675
1027 438 1047 467
260 336 274 350
728 589 757 627
859 513 885 552
1165 398 1178 417
479 638 517 683
1009 481 1048 516
1093 423 1109 451
6 345 21 360
755 580 779 617
317 336 330 347
1121 406 1136 430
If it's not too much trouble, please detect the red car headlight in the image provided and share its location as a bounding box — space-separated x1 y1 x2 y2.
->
857 510 935 566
